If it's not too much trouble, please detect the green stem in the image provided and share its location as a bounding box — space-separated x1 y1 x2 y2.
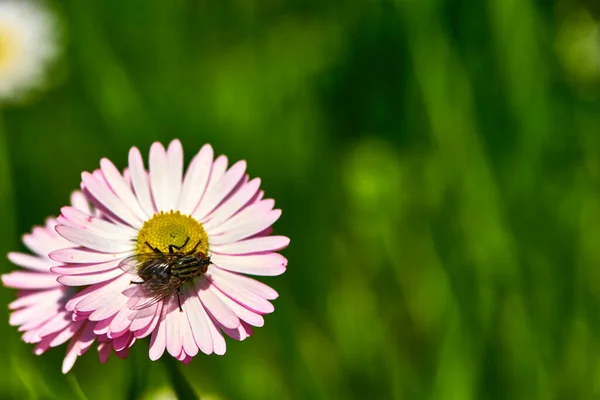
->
127 345 150 400
67 375 89 400
161 356 199 400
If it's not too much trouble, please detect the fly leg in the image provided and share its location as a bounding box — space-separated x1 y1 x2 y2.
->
189 239 201 254
145 242 162 253
177 286 183 312
169 237 190 254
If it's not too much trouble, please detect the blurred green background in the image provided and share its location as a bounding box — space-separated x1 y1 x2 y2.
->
2 0 600 399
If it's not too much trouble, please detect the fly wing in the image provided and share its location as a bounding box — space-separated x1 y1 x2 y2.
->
119 253 168 275
119 254 141 275
119 253 182 310
129 278 183 310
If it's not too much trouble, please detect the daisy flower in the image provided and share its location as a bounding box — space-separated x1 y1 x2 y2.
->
1 192 127 373
52 140 288 362
0 0 58 100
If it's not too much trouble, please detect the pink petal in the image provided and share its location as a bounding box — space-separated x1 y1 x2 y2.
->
23 330 42 344
51 259 122 275
57 268 123 286
76 327 96 356
182 284 213 355
165 298 184 357
82 172 143 229
49 320 84 347
194 160 247 221
207 199 274 236
100 158 149 222
62 323 95 373
22 228 68 257
98 341 112 363
211 267 278 300
211 288 264 327
25 226 53 245
123 286 149 309
253 190 265 203
34 336 53 355
73 310 92 321
129 147 155 216
207 269 274 314
167 139 184 209
202 178 261 231
181 354 193 364
130 304 159 331
56 225 133 254
250 226 273 239
59 206 137 238
62 341 79 373
123 168 131 187
210 253 287 276
113 331 133 352
133 303 162 339
149 142 171 212
195 278 240 330
92 168 107 185
221 320 253 341
207 313 226 355
19 318 49 335
2 271 59 289
178 144 213 215
108 307 134 338
209 209 282 245
65 280 110 312
93 315 115 335
149 309 167 360
38 311 72 337
181 310 198 357
205 155 228 192
44 217 59 230
210 236 289 255
88 292 129 321
115 346 130 359
9 288 64 310
75 275 130 312
176 349 187 361
50 248 127 264
131 302 159 320
7 252 55 272
70 191 92 215
10 302 58 326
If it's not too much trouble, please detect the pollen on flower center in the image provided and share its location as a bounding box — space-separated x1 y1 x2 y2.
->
0 27 17 72
136 211 208 255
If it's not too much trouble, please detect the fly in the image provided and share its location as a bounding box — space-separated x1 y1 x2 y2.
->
119 237 211 312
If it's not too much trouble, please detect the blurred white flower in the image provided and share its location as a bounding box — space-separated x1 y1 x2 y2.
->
0 1 58 101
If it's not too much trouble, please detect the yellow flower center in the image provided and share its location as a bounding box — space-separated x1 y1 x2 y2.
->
0 27 17 73
136 211 209 256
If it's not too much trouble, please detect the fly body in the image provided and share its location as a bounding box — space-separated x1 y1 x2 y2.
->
119 237 211 312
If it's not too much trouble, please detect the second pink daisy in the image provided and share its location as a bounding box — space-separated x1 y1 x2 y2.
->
2 192 127 373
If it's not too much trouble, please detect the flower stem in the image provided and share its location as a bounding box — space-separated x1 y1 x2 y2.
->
161 356 199 400
127 345 149 400
67 375 89 400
